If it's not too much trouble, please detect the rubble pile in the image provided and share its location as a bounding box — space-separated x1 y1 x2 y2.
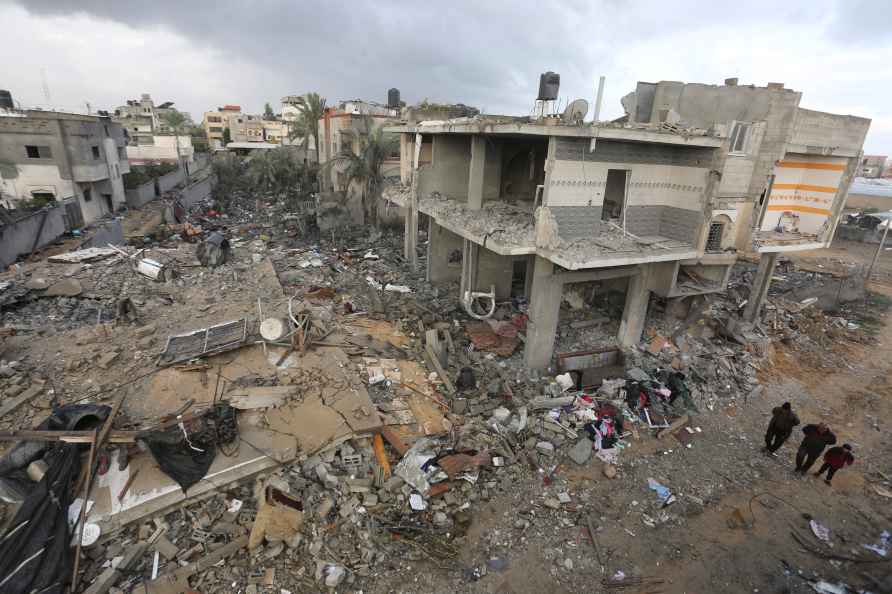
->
418 193 536 248
1 177 890 593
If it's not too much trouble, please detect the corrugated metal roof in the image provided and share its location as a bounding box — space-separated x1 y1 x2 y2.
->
849 177 892 197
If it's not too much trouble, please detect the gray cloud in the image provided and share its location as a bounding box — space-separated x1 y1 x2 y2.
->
10 0 823 113
4 0 891 154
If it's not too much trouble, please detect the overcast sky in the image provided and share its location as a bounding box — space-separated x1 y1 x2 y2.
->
2 0 891 154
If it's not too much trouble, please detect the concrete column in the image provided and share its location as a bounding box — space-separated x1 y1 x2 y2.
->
425 216 433 283
742 252 778 322
468 135 486 210
459 239 479 299
404 133 422 270
618 266 651 347
524 256 563 370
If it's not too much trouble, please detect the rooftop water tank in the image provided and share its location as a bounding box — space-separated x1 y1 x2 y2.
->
0 90 13 110
388 88 401 108
537 72 560 101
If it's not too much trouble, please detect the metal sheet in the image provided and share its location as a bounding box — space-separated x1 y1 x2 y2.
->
158 319 248 366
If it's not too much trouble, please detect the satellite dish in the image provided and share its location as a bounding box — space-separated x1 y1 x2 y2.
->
562 99 589 124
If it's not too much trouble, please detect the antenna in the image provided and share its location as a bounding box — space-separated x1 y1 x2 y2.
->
593 76 605 122
41 67 51 104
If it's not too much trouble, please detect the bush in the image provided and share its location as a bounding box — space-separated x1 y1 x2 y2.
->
123 163 180 189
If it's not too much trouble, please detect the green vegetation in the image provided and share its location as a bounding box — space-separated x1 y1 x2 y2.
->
190 126 209 153
212 148 316 213
286 93 326 165
330 116 398 227
123 163 179 189
161 109 190 184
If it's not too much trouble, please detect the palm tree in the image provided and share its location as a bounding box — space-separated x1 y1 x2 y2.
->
248 147 306 197
287 117 310 155
331 117 398 227
162 109 190 184
294 93 326 165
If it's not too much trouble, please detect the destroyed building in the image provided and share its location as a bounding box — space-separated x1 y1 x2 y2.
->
623 79 870 254
0 94 131 224
385 76 870 369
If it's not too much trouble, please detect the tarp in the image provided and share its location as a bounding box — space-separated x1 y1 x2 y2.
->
0 403 110 594
0 404 110 503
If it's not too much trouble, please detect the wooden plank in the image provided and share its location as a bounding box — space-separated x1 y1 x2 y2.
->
424 344 455 395
71 429 99 592
0 384 44 419
380 425 410 456
425 329 442 358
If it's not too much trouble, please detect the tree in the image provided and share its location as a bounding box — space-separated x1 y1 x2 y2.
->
190 125 209 153
222 127 232 146
248 147 307 198
287 118 310 155
162 109 190 184
331 117 398 227
293 93 326 166
264 102 276 120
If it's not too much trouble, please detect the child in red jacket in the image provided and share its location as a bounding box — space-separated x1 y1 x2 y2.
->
814 444 854 485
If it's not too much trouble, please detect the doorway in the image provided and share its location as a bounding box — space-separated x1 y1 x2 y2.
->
602 169 628 221
102 194 114 214
511 258 528 298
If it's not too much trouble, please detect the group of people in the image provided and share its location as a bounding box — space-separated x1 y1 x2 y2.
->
764 402 855 485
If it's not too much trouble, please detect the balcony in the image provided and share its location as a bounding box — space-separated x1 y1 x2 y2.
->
72 163 110 183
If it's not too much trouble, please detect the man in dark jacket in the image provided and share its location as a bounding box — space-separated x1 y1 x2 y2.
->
815 444 854 485
795 423 837 474
764 402 800 455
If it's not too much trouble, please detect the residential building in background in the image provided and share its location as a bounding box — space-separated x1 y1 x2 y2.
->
859 154 887 178
318 99 400 192
113 93 194 165
203 105 242 150
0 94 130 226
202 105 292 150
280 95 304 123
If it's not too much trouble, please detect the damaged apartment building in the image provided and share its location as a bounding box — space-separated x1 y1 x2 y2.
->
385 75 869 369
0 90 130 223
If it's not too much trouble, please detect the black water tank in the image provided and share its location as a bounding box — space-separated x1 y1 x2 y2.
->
0 90 13 110
537 72 560 101
387 88 400 108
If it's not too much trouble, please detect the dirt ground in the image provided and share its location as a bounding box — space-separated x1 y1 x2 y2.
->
791 238 892 288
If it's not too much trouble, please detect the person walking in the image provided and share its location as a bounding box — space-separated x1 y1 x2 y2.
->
764 402 800 455
795 423 837 474
815 444 854 485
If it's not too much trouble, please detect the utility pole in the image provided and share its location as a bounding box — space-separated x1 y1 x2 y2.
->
865 218 891 283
